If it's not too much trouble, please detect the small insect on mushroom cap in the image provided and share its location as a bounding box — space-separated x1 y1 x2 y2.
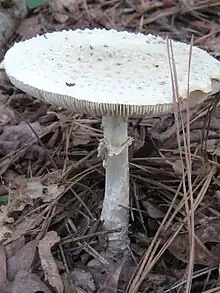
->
4 28 220 117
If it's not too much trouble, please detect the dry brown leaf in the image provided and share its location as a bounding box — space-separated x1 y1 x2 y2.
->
0 122 42 156
14 178 42 200
61 0 78 13
7 239 38 281
100 259 126 293
167 218 220 266
38 231 64 293
0 205 14 224
3 213 47 245
17 15 43 39
0 245 9 290
196 217 220 243
168 232 218 266
3 213 44 245
88 256 127 292
0 205 14 243
0 225 13 244
142 201 165 219
8 176 38 212
4 236 25 259
48 0 78 23
43 184 65 202
8 176 64 212
63 269 96 293
204 36 220 57
72 125 95 146
8 177 37 212
2 121 41 144
11 270 52 293
170 159 183 175
0 105 17 126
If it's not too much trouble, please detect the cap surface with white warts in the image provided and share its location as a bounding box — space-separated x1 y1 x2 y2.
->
4 28 220 117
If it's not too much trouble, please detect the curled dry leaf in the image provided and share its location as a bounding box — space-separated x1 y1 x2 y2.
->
3 213 44 245
11 270 52 293
8 176 64 213
0 205 14 224
0 205 14 243
8 176 39 212
0 225 13 244
38 231 64 293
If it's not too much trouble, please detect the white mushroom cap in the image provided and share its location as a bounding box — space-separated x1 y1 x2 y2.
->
4 28 220 117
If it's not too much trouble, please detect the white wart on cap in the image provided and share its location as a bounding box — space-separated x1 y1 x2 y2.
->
4 28 220 117
3 29 220 253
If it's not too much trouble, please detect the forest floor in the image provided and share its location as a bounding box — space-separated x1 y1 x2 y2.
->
0 0 220 292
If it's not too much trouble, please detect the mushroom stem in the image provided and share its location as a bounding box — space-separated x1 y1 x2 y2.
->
100 115 131 253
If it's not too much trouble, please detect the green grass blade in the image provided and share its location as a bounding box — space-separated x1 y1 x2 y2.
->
26 0 45 9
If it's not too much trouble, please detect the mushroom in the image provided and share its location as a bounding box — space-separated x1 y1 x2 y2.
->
3 28 220 253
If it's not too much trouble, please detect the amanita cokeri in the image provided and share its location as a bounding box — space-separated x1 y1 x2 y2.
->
4 28 220 253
